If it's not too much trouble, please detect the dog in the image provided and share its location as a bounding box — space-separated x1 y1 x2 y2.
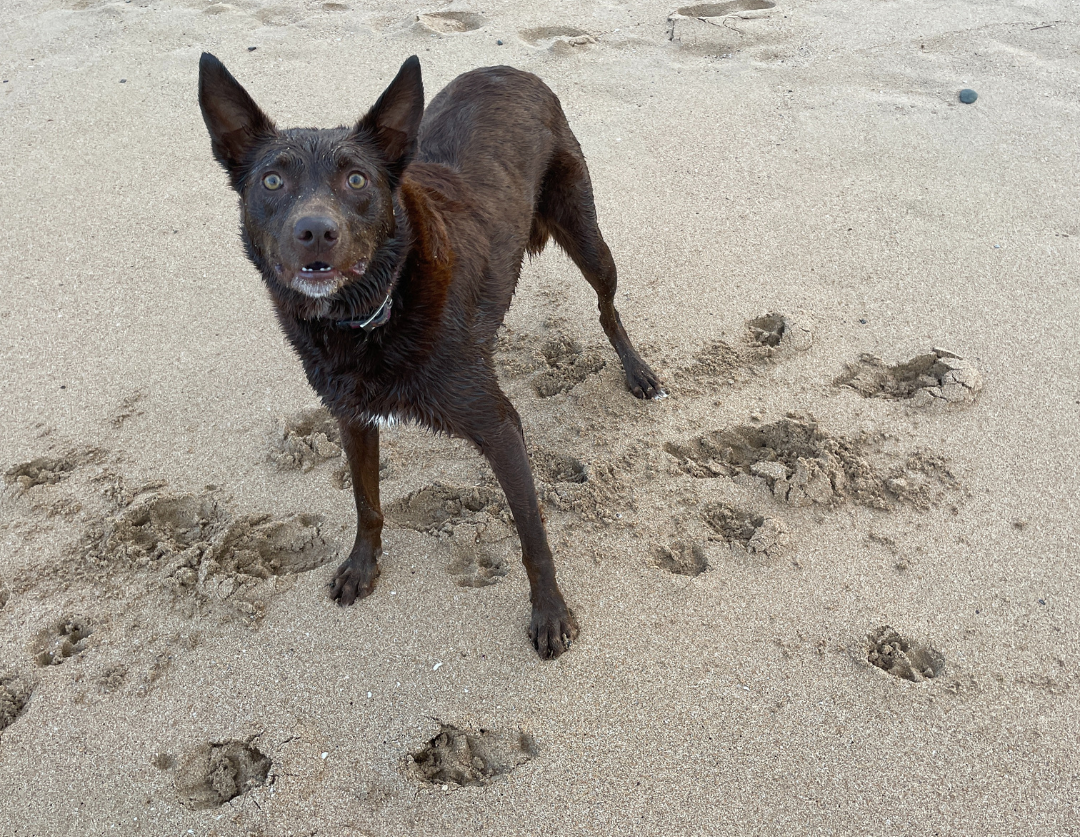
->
198 53 663 658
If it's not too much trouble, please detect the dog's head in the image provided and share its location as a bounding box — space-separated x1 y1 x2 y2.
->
198 53 423 301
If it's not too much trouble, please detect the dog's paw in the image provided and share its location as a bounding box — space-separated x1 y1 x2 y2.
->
330 555 381 605
529 604 579 660
625 360 666 401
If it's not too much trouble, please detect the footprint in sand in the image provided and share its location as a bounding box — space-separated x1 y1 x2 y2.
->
665 414 959 510
417 11 485 34
867 625 944 682
4 447 104 493
386 482 511 537
520 26 597 50
531 448 632 524
76 486 336 618
835 349 983 408
35 615 94 666
667 1 777 48
673 0 776 16
408 724 537 786
447 537 509 588
0 673 32 734
653 540 708 576
702 502 789 560
533 333 607 397
174 739 272 809
678 311 811 393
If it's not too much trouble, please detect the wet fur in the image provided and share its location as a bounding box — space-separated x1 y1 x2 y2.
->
198 53 663 659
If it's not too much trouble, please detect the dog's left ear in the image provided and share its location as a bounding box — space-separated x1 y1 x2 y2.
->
356 56 424 178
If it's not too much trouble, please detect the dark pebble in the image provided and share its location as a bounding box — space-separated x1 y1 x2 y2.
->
1038 599 1046 605
120 79 127 83
859 318 867 324
60 385 66 389
958 88 977 104
248 46 257 51
496 39 503 45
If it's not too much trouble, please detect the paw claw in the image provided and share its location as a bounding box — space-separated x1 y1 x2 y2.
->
330 557 380 606
529 606 579 660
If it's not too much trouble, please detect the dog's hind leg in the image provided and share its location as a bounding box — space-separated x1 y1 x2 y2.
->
455 388 579 659
537 147 665 400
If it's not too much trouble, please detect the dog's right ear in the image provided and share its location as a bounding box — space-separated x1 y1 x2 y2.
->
198 53 276 187
355 56 424 179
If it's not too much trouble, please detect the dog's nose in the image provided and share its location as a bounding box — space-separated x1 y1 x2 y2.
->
293 216 340 251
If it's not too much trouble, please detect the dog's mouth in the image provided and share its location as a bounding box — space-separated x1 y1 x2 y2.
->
284 259 369 298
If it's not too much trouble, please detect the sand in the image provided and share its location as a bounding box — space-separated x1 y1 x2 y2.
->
1 0 1078 833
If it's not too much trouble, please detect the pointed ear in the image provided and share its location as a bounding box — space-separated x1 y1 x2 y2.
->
198 52 276 186
356 56 424 178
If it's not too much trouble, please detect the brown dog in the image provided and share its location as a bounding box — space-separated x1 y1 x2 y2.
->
198 53 663 658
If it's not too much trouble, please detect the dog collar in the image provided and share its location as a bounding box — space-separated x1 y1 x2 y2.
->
336 293 393 331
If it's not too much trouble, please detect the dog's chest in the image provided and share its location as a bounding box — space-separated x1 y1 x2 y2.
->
294 326 439 425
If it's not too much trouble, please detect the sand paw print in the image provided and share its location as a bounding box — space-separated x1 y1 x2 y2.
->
867 626 944 682
4 448 104 492
533 333 606 397
653 540 708 576
531 448 631 523
386 482 511 536
448 542 509 588
174 739 272 809
678 311 810 392
0 673 32 733
408 724 536 786
417 11 485 33
746 312 812 357
836 349 982 407
35 615 94 666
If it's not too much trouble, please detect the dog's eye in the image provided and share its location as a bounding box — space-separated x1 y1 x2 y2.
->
262 173 283 191
347 172 367 190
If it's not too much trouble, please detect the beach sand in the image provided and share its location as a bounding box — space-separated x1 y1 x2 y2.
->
1 0 1077 833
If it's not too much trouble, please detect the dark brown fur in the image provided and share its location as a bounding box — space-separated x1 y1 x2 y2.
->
198 54 663 658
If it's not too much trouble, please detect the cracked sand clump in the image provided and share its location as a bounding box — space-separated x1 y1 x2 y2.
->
74 488 335 618
867 625 944 682
836 349 982 407
665 415 958 509
703 503 789 558
268 407 342 471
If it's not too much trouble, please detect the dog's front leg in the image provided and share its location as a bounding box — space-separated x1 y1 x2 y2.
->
467 404 579 659
331 417 383 605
